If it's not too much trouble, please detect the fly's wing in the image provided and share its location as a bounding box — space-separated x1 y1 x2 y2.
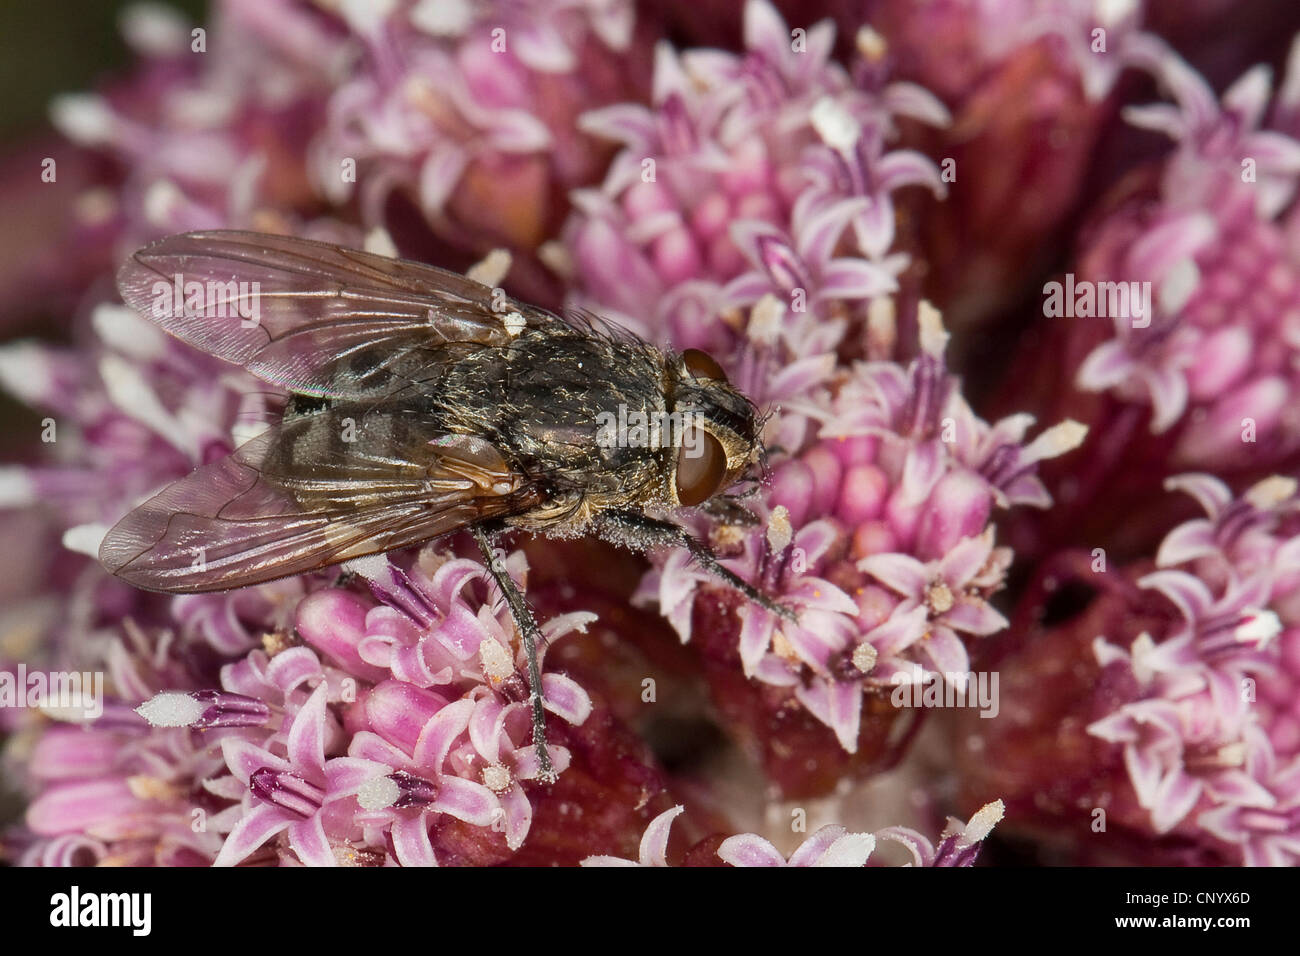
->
116 230 554 399
99 400 545 592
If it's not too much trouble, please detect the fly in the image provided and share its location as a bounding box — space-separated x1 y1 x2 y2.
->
100 230 793 780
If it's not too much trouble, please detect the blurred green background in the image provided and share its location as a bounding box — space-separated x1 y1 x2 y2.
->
0 1 205 135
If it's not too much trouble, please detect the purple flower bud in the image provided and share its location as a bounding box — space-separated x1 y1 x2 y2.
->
829 435 879 467
363 680 448 754
835 463 889 524
296 589 387 681
387 770 441 810
755 234 809 292
801 446 844 517
770 459 815 526
915 470 994 561
249 767 325 819
192 691 271 729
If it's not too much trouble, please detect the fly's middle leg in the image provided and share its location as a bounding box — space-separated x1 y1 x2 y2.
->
471 525 556 784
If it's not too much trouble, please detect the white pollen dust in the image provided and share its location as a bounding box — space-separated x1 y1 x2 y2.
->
482 765 512 792
480 639 515 683
136 692 205 728
357 775 401 812
766 505 793 553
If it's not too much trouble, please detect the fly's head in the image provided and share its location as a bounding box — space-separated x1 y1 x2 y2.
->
668 348 764 509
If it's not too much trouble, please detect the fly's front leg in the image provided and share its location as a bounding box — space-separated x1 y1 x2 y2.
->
697 493 759 526
599 511 796 622
471 525 556 784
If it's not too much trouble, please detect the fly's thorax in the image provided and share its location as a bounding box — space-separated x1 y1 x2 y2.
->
481 327 669 474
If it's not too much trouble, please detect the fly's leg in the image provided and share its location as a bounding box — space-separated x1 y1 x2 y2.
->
698 493 760 526
599 511 797 622
471 525 555 784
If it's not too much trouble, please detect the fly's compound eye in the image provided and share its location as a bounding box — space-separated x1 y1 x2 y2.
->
675 425 728 506
682 348 727 382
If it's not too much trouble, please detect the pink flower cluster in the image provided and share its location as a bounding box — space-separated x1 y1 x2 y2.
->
6 0 1300 868
1073 36 1300 467
19 543 598 866
637 301 1083 760
1087 474 1300 864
